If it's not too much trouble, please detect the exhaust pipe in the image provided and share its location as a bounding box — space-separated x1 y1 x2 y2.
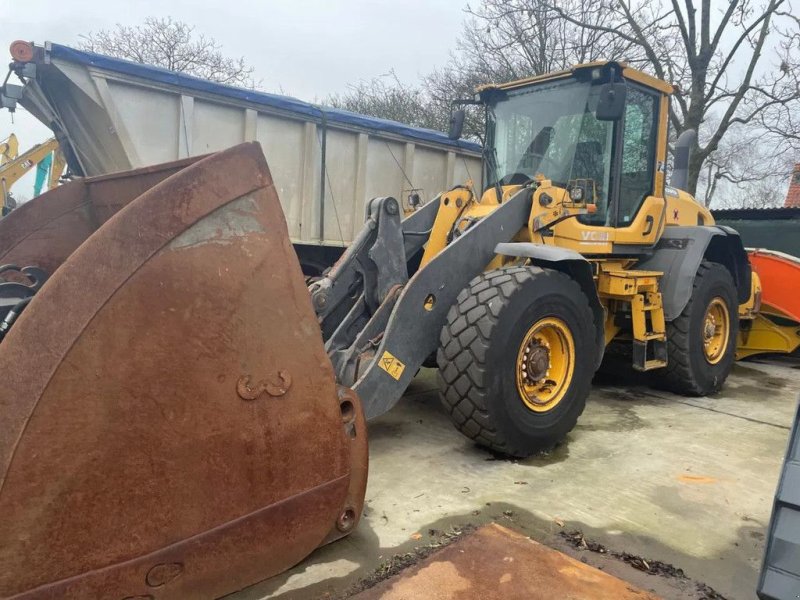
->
670 129 697 191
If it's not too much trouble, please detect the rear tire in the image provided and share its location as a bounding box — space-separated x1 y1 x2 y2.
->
437 266 596 458
654 261 738 396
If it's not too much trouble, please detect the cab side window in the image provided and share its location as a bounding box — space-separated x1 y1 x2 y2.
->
571 109 614 226
616 87 658 226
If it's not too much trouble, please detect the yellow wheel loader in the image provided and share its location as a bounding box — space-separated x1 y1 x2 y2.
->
309 61 758 457
0 59 764 597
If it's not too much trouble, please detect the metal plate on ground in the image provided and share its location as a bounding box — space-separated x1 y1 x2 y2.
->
354 523 659 599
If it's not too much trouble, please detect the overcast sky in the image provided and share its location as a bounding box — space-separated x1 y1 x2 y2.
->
1 0 468 198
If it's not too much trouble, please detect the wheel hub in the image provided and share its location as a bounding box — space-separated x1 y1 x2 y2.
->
524 344 550 382
703 316 716 341
515 317 575 413
702 297 730 364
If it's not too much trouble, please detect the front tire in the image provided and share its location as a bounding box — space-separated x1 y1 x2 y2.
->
436 266 596 458
654 261 738 396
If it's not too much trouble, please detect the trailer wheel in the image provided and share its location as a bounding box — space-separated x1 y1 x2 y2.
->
654 261 738 396
437 266 596 458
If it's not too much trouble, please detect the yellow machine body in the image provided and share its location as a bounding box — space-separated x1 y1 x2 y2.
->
420 61 758 367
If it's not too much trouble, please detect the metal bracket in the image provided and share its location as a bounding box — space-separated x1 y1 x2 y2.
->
311 197 404 338
0 83 23 111
309 197 439 381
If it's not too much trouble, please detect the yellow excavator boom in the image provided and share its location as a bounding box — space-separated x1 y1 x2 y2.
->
0 133 19 165
0 137 63 209
48 145 66 190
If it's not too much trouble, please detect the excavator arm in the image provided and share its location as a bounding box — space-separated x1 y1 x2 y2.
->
0 133 19 165
48 145 66 189
0 137 61 209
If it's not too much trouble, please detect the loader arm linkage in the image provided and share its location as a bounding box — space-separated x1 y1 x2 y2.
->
309 189 532 420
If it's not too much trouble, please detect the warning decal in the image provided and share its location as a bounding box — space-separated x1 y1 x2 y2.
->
378 350 406 380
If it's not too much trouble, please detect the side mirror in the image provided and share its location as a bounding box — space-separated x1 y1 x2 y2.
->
448 109 466 140
595 82 627 121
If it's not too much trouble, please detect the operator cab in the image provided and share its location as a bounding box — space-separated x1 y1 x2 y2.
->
449 62 676 252
483 62 660 228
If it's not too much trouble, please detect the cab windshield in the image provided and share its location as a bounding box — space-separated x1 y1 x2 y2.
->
486 79 614 221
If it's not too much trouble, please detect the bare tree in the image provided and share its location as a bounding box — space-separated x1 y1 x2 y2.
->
79 17 258 88
327 70 444 131
700 126 793 208
331 0 637 141
332 0 798 207
755 11 800 160
458 0 643 78
542 0 800 198
424 0 645 139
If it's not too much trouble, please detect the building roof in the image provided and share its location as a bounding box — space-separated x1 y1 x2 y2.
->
712 206 800 220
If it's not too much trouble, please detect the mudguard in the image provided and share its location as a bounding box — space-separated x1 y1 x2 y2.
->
0 143 367 599
494 242 606 369
635 226 751 320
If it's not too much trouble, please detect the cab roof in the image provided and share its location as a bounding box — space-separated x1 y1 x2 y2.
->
477 61 674 96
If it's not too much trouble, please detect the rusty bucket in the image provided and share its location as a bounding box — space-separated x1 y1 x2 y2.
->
0 143 367 599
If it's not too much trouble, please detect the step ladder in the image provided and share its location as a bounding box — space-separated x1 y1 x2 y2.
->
597 269 667 371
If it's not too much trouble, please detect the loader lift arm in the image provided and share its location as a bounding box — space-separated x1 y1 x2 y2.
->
311 195 438 344
310 188 550 420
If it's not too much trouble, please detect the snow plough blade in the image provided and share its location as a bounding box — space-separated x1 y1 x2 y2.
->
737 249 800 359
0 143 367 599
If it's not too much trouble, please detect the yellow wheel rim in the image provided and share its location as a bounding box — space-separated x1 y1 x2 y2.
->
702 297 730 364
515 317 575 413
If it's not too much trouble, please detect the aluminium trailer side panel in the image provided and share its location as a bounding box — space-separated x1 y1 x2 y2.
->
18 43 483 248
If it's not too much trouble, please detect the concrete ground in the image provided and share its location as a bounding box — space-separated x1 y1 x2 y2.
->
234 357 799 600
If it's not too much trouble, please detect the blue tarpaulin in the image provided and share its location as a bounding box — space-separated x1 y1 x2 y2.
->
50 44 482 154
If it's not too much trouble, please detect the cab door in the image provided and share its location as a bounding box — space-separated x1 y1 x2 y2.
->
612 84 667 246
546 82 667 252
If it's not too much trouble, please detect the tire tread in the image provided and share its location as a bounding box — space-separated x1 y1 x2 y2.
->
657 261 737 396
437 266 592 456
